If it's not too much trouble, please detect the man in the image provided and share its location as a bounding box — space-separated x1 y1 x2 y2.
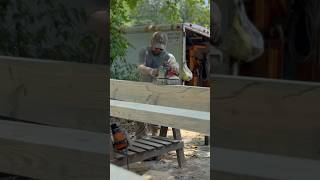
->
135 31 180 138
138 31 179 82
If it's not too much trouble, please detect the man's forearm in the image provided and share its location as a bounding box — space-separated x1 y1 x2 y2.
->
138 65 153 75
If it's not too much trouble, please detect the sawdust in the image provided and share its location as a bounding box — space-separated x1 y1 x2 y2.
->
127 129 210 180
0 127 210 180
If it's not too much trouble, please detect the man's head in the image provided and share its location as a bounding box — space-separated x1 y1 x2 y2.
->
150 31 168 55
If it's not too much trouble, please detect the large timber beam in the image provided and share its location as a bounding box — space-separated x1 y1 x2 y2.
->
211 74 320 179
0 56 106 133
0 119 107 180
110 100 210 135
212 74 320 160
110 164 143 180
212 147 320 180
110 79 210 112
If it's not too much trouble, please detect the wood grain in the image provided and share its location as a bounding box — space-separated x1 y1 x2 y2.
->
213 147 320 180
0 56 107 132
142 137 171 146
112 141 184 166
110 100 210 135
212 74 320 160
110 79 210 112
110 164 143 180
0 119 107 180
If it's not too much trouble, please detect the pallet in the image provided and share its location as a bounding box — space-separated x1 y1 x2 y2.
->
111 128 185 168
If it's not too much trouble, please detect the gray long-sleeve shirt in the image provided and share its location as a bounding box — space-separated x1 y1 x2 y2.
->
138 47 170 82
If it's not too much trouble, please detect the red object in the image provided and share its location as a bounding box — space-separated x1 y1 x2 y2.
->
111 124 128 151
166 68 177 77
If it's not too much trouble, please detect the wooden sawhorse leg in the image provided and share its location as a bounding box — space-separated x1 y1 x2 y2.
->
204 136 209 145
156 126 169 161
158 126 185 168
159 126 168 137
172 128 185 168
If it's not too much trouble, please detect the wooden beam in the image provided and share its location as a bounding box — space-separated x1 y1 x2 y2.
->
212 74 320 159
0 119 107 180
110 100 210 135
110 79 210 112
110 164 143 180
213 147 320 180
0 56 107 132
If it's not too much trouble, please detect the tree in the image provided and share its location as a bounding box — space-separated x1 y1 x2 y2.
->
110 0 141 64
110 0 210 80
0 0 100 63
110 0 209 64
179 0 210 28
110 0 142 81
128 0 210 28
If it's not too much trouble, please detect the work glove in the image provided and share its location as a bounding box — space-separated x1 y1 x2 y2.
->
167 54 179 73
149 68 159 77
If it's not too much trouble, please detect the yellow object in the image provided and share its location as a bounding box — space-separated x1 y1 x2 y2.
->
181 62 193 81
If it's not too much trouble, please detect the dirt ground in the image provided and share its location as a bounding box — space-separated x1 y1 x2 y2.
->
127 129 210 180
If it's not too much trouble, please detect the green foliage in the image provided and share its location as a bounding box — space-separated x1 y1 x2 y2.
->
180 0 210 28
110 0 141 64
159 1 182 23
128 0 210 28
111 60 142 81
110 0 129 64
110 0 209 80
0 0 99 63
111 0 143 80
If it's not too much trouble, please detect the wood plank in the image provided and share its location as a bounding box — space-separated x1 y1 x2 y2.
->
114 150 136 159
212 171 272 180
131 142 155 151
128 146 146 153
172 128 182 140
114 153 125 160
110 100 210 135
172 128 185 168
0 56 106 132
110 79 210 112
204 136 209 145
212 74 320 160
135 139 164 148
0 119 107 180
159 126 168 137
142 137 172 146
128 151 136 156
112 142 184 166
152 136 181 144
213 147 320 180
110 164 143 180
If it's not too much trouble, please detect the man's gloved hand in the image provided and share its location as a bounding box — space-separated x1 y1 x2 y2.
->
138 65 159 77
167 54 179 74
149 68 159 77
